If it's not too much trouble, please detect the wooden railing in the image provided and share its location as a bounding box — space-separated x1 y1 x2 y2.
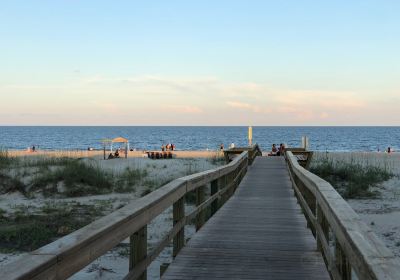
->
285 151 400 280
2 149 252 280
224 143 262 165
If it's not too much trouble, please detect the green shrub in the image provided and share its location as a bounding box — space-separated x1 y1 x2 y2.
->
115 167 148 192
0 148 19 169
0 201 112 252
310 158 393 199
0 173 26 195
0 223 54 251
31 159 113 197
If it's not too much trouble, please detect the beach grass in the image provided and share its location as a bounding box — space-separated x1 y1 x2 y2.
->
31 159 114 197
0 148 20 169
115 167 148 193
0 201 113 252
310 156 393 199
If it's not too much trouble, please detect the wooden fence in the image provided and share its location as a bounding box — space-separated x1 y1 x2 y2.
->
285 151 400 280
2 146 257 280
223 144 262 165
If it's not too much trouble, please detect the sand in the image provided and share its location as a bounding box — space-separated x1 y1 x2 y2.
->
0 154 221 279
2 151 398 278
312 152 400 258
8 149 223 159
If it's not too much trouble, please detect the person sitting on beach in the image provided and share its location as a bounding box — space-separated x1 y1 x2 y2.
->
166 143 170 150
269 144 277 156
171 144 175 151
114 150 120 158
279 143 285 156
161 144 165 151
108 153 114 159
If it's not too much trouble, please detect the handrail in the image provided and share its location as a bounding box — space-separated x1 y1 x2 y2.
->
2 151 250 280
224 143 262 165
285 151 400 280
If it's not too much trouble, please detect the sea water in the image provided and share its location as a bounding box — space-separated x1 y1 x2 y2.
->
0 126 399 152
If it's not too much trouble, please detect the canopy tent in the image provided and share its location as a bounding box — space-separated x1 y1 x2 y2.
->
112 137 129 143
101 137 129 159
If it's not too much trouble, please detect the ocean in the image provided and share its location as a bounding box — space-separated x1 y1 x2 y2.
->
0 126 399 152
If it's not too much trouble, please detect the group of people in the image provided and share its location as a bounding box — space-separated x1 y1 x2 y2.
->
269 143 286 156
108 148 121 159
161 143 175 151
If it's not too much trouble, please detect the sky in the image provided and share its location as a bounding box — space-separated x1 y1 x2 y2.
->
1 0 399 126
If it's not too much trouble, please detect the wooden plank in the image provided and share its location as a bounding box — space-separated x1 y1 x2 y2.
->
196 185 206 231
286 151 400 280
2 150 249 280
162 157 330 280
128 226 147 280
173 197 185 258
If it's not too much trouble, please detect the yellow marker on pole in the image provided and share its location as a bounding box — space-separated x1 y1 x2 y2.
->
248 126 253 146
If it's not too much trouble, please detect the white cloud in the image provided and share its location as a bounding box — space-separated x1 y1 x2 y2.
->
0 75 398 125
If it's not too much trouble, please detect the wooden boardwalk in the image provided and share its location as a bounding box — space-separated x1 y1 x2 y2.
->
162 156 330 280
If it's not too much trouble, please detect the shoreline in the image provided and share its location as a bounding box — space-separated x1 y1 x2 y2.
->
7 150 223 159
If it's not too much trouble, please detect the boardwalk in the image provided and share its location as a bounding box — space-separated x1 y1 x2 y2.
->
162 156 330 280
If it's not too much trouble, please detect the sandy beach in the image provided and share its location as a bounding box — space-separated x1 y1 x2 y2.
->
8 149 223 159
0 152 223 279
1 151 399 279
312 152 400 258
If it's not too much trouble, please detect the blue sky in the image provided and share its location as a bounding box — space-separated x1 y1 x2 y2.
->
1 1 399 125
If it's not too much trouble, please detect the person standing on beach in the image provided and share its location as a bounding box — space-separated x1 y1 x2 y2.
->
161 144 165 151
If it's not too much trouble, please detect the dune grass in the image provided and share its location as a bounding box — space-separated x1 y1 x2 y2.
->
0 202 113 252
31 159 114 197
310 157 393 199
0 148 20 169
115 167 148 193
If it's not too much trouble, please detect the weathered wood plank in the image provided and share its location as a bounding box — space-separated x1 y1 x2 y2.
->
286 151 400 280
2 149 250 280
162 157 330 280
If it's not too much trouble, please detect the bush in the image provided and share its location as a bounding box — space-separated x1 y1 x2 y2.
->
115 167 148 193
31 159 113 197
0 223 54 251
0 148 19 169
310 158 393 199
0 201 112 252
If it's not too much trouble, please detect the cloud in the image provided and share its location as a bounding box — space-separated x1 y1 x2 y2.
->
163 105 203 114
1 75 398 125
226 101 271 114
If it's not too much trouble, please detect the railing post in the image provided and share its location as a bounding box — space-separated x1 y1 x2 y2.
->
316 203 329 252
228 171 234 198
173 197 185 258
210 179 219 216
335 241 352 280
129 225 147 280
196 185 206 231
218 175 226 208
